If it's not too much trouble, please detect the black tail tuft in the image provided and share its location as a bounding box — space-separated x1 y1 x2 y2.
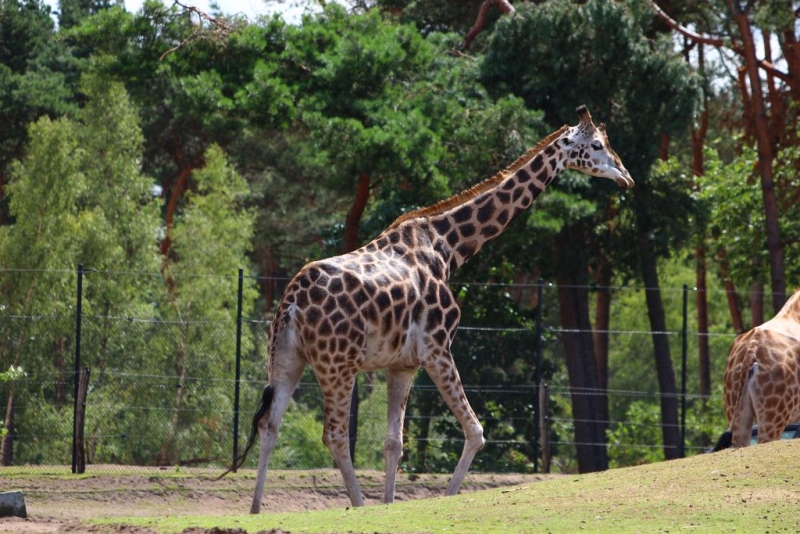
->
710 429 732 452
216 385 275 480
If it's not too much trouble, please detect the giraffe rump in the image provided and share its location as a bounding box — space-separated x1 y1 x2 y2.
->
216 384 274 480
723 287 800 448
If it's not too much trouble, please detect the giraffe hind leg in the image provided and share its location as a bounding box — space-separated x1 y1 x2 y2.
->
250 351 306 514
424 352 485 497
383 367 416 504
321 370 365 506
731 363 757 448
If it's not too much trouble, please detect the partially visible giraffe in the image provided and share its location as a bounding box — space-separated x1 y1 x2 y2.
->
723 288 800 447
223 105 634 513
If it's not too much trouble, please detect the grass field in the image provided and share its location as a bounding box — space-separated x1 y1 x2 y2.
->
86 439 800 533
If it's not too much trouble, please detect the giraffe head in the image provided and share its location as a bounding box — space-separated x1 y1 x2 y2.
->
559 105 634 189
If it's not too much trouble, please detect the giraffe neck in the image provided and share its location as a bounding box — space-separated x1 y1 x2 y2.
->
775 289 800 323
426 143 564 275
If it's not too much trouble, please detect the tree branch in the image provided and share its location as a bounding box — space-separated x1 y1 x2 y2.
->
651 1 792 84
463 0 515 50
159 1 238 61
651 1 725 47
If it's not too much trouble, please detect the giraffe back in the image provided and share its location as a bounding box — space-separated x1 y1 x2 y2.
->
268 222 460 380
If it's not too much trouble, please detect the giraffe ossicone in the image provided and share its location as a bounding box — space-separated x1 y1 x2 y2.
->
222 105 633 513
722 288 800 448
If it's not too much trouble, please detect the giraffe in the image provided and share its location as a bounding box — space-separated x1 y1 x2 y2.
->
722 288 800 448
224 105 633 513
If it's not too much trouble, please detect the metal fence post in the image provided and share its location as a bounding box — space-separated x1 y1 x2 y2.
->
680 283 688 458
533 278 544 473
74 367 90 474
72 263 84 474
539 382 550 473
233 268 244 471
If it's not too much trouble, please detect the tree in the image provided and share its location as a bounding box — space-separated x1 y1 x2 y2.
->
0 72 162 464
480 0 700 466
0 0 77 224
653 0 800 314
154 144 257 465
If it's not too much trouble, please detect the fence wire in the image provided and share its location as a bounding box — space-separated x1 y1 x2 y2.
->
0 268 738 474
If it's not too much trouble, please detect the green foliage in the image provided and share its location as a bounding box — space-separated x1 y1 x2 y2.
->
752 1 797 33
606 256 734 467
0 0 77 212
696 135 800 304
373 0 488 42
169 144 256 314
1 67 261 466
271 401 329 468
697 145 764 285
148 145 257 465
13 397 74 464
0 0 766 474
607 388 726 468
354 380 389 470
774 137 800 286
607 401 663 467
480 0 701 276
0 366 24 438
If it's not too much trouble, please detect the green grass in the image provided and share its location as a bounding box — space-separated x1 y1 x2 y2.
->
95 440 800 533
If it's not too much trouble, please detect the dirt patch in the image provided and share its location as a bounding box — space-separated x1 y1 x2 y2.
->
0 466 556 533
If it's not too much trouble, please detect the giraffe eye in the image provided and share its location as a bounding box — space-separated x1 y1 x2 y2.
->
591 141 603 151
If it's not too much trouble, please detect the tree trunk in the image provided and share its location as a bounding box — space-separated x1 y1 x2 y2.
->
750 282 764 328
54 337 66 411
659 134 670 161
0 390 13 465
554 226 608 473
634 197 680 460
729 0 786 313
762 31 784 149
0 171 6 225
778 25 800 104
592 257 611 435
718 250 745 334
157 345 187 466
463 0 515 49
691 84 710 402
342 173 371 465
695 245 710 399
261 248 280 314
160 165 192 258
342 174 370 254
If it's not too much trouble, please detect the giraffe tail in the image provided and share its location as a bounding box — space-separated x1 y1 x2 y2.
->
727 337 760 447
710 429 732 452
216 385 275 480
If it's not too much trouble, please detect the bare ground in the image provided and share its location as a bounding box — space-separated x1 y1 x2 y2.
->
0 466 556 534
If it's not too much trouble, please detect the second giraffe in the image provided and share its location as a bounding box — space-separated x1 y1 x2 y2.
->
229 105 634 513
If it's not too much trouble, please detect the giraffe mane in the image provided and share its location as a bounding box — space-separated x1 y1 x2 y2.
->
387 125 569 229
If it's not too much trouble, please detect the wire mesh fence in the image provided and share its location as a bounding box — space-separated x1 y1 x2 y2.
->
0 268 739 475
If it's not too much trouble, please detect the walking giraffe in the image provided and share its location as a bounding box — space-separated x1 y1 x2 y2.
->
225 105 634 513
721 288 800 448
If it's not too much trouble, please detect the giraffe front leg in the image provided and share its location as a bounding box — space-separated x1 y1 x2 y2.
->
424 352 485 496
321 371 365 507
383 367 416 504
